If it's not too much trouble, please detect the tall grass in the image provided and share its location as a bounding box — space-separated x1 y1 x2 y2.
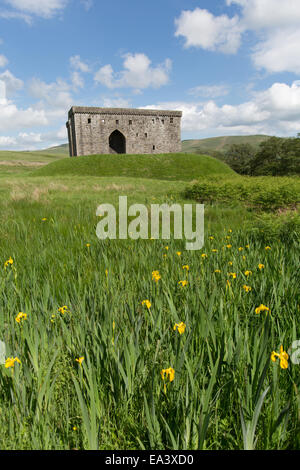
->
0 202 299 449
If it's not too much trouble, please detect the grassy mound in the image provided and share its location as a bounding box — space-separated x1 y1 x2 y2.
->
31 153 236 181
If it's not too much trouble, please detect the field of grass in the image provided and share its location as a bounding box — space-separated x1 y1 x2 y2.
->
0 151 299 450
0 149 66 176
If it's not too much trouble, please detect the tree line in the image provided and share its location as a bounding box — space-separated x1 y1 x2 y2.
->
208 135 300 176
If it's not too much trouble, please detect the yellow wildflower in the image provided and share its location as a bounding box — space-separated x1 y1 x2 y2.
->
173 322 186 335
182 265 189 271
244 270 252 277
228 261 233 266
226 244 232 249
238 247 243 251
15 312 27 323
209 236 214 240
214 269 221 273
245 244 250 249
258 264 265 270
4 257 13 268
58 305 69 315
255 304 270 315
176 251 181 257
178 280 188 287
152 270 161 282
5 357 21 368
212 249 218 253
165 246 169 251
270 346 289 369
142 299 151 309
228 272 237 279
42 218 47 221
201 253 207 258
86 243 91 248
161 367 175 382
243 285 252 293
265 246 271 250
75 357 84 366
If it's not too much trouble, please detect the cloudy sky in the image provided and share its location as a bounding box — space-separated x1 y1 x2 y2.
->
1 0 300 150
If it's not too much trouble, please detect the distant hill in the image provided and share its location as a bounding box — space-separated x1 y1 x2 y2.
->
41 136 272 157
34 143 69 156
181 135 272 154
0 135 274 163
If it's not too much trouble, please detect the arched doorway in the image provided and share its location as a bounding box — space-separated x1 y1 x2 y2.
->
109 130 126 154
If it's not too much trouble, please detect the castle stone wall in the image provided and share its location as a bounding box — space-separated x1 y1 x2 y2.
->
66 107 182 156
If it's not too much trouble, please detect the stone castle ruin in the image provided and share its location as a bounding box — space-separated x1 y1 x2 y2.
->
66 106 182 156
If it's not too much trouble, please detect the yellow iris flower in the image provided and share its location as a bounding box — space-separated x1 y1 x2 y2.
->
142 300 151 309
173 322 186 335
5 357 21 368
271 346 289 369
255 304 270 315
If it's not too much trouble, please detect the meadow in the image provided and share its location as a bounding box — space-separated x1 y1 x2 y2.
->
0 150 299 450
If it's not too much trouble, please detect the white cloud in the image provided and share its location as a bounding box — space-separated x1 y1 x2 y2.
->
80 0 93 11
0 70 23 96
3 0 68 18
71 71 84 89
176 1 300 75
0 55 8 68
226 0 300 74
252 29 300 74
102 97 131 108
188 84 230 98
17 131 42 144
144 81 300 137
0 135 16 147
94 53 172 91
174 8 243 54
0 79 48 132
0 127 68 150
0 9 32 23
69 55 90 89
70 55 90 73
254 81 300 119
227 0 300 30
28 77 73 116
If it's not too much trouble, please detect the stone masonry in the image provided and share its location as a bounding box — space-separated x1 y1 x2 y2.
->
66 106 182 156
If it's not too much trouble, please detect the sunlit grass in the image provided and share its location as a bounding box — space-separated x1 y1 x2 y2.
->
0 155 299 449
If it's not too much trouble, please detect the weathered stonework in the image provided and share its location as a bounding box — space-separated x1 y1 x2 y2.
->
66 106 182 156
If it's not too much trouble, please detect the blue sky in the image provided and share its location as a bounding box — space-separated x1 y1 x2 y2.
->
1 0 300 150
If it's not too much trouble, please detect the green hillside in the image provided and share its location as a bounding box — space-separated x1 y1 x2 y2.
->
32 143 69 156
32 153 236 181
0 149 67 175
182 135 272 154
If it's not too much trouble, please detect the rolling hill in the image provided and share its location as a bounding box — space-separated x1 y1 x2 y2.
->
181 135 272 154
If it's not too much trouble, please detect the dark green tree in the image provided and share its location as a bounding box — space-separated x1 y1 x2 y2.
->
224 143 256 175
250 136 300 176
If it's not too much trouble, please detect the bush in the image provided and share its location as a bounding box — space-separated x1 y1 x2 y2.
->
184 177 300 212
